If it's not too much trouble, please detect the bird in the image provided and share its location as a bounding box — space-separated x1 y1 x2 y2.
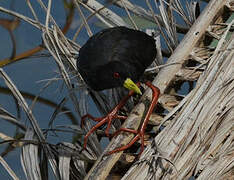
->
77 26 160 156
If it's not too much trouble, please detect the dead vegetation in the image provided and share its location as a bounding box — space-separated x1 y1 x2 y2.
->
0 0 233 180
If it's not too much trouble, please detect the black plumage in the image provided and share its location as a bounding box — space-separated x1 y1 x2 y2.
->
77 26 156 91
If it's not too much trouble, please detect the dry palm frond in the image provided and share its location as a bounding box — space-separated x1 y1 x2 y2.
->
0 0 233 179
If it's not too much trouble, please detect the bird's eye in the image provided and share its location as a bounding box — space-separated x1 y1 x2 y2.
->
113 72 120 79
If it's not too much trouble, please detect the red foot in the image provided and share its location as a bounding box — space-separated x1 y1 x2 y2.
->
82 89 137 149
108 82 160 157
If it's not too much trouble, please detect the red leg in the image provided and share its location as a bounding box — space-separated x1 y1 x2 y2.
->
111 127 138 138
81 114 103 128
82 89 137 149
108 82 160 156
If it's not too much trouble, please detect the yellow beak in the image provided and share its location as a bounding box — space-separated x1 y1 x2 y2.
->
123 78 142 95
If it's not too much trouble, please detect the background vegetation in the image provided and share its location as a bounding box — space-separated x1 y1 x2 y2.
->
0 0 233 179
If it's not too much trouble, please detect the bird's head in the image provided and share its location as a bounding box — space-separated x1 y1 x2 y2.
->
93 61 142 94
